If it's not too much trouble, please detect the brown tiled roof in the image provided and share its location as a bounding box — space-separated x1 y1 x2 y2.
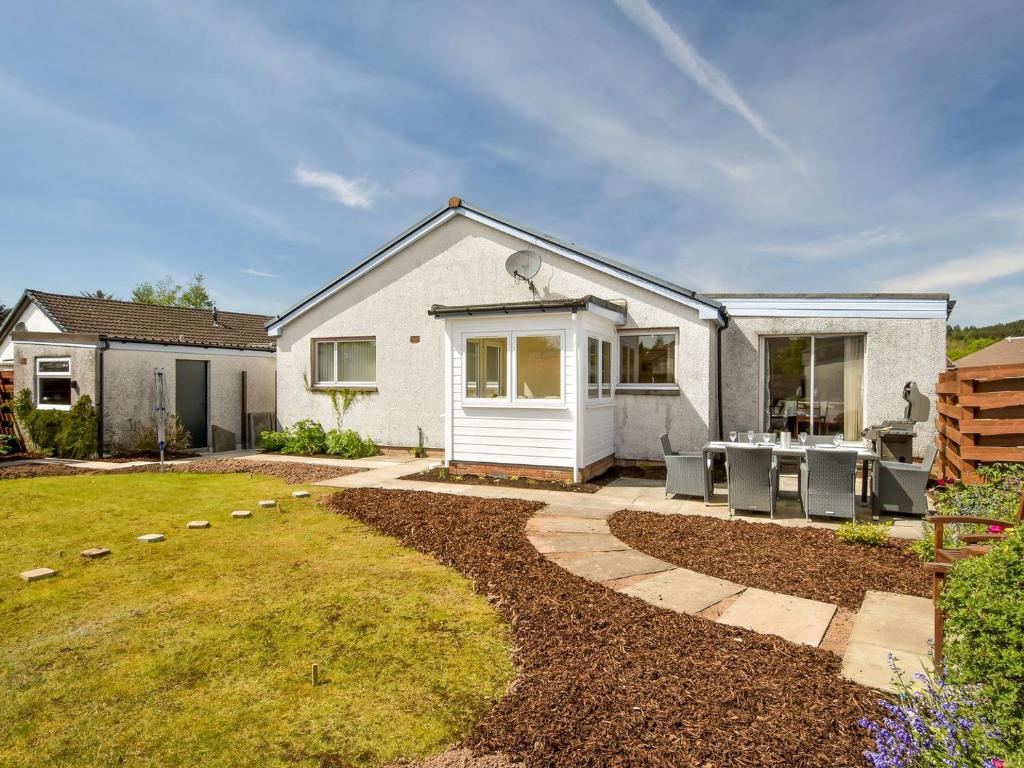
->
25 290 275 351
954 337 1024 368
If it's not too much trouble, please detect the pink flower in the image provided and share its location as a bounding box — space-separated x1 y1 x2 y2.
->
993 759 1005 768
988 525 1005 533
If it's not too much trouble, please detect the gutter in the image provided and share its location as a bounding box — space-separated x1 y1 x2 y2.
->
716 312 730 441
97 335 109 456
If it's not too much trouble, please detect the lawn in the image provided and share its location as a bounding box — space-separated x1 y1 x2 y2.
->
0 472 515 768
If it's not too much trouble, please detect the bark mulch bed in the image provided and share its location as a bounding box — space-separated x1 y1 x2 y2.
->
610 511 930 610
401 467 601 494
0 458 360 484
325 488 881 768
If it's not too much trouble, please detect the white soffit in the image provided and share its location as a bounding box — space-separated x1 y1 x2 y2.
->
718 297 949 319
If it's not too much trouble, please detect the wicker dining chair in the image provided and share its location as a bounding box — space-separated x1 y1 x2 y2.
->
660 433 711 502
872 444 938 517
724 444 778 518
799 447 858 520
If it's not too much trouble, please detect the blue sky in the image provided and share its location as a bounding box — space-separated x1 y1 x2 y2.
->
2 1 1023 326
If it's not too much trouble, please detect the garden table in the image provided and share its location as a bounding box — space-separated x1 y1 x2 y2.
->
703 440 880 503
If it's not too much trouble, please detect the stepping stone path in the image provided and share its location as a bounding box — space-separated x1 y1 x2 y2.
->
20 567 57 582
841 591 933 692
718 588 837 647
187 521 211 529
232 510 252 519
137 534 166 543
80 547 111 559
292 490 310 498
258 499 277 508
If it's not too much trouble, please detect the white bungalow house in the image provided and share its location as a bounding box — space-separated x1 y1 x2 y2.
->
267 198 951 481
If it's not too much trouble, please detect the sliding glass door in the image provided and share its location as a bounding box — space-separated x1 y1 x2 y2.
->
763 335 865 439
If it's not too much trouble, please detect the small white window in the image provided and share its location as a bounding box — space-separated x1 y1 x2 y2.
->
36 357 72 410
465 337 508 399
619 332 677 386
313 338 376 387
587 338 614 400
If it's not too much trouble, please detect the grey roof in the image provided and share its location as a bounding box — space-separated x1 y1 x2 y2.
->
709 292 951 299
954 337 1024 368
428 296 626 318
266 198 725 330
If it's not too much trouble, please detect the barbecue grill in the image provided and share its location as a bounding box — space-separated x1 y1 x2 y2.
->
862 381 929 463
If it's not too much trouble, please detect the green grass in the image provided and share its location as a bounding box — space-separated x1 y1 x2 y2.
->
0 473 515 767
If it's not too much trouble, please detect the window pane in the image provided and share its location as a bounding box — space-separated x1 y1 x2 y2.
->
601 340 612 397
466 337 507 398
316 342 335 383
516 335 560 400
764 337 811 437
38 359 70 374
38 377 71 406
813 336 864 439
619 334 675 384
338 340 376 383
587 338 599 399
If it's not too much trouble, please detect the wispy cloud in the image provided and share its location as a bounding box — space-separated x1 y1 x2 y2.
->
613 0 805 175
886 248 1024 292
754 228 909 260
240 268 275 278
293 164 377 208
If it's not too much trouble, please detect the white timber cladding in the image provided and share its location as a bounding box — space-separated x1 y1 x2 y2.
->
449 313 577 469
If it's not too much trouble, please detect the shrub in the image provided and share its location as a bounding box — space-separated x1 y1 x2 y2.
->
325 428 378 459
942 528 1024 755
123 414 192 454
12 388 99 458
280 419 327 455
0 433 21 456
837 521 891 547
858 657 1006 768
55 395 98 459
259 430 289 452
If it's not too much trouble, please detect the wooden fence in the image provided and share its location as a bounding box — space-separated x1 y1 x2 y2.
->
0 368 17 437
936 362 1024 483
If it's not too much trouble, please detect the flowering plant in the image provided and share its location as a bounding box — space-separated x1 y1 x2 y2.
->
858 656 1005 768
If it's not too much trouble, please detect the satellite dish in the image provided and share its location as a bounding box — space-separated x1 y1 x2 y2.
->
505 249 542 282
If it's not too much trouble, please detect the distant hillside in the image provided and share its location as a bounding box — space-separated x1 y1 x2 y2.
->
948 318 1024 361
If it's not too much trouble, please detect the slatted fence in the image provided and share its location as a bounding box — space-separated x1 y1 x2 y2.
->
936 362 1024 483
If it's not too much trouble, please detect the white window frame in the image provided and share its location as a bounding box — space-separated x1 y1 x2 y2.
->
35 356 73 410
461 330 567 408
616 329 679 390
313 337 376 388
586 335 614 402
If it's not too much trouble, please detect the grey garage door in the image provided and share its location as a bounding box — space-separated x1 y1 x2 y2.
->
175 360 208 449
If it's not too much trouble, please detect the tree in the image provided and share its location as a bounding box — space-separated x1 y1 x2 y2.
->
0 303 9 325
80 290 118 300
131 274 213 308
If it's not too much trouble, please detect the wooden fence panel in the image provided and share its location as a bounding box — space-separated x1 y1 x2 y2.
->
935 362 1024 483
0 368 17 437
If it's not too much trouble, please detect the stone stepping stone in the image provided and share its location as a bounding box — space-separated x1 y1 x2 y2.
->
81 547 111 559
549 549 674 582
258 499 277 508
717 588 837 647
20 567 57 582
618 567 745 615
137 533 166 543
527 533 628 555
526 516 611 534
232 510 252 519
186 521 211 529
291 490 311 498
841 591 933 692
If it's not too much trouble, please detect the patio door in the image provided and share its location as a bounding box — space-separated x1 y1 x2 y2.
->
763 335 864 439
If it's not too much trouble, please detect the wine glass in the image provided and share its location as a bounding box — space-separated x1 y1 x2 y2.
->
746 430 755 444
798 431 808 446
833 433 843 448
729 431 737 443
762 432 772 445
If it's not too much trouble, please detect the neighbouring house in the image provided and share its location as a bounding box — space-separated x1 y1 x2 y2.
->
0 291 276 454
953 337 1024 368
267 197 952 481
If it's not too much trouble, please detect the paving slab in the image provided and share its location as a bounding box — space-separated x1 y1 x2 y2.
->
548 549 674 582
527 533 628 554
535 506 614 520
525 516 611 534
258 499 277 508
232 510 252 519
187 520 211 529
618 567 745 615
717 587 837 647
291 490 311 498
80 547 111 558
841 590 933 691
20 567 57 582
136 533 165 543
